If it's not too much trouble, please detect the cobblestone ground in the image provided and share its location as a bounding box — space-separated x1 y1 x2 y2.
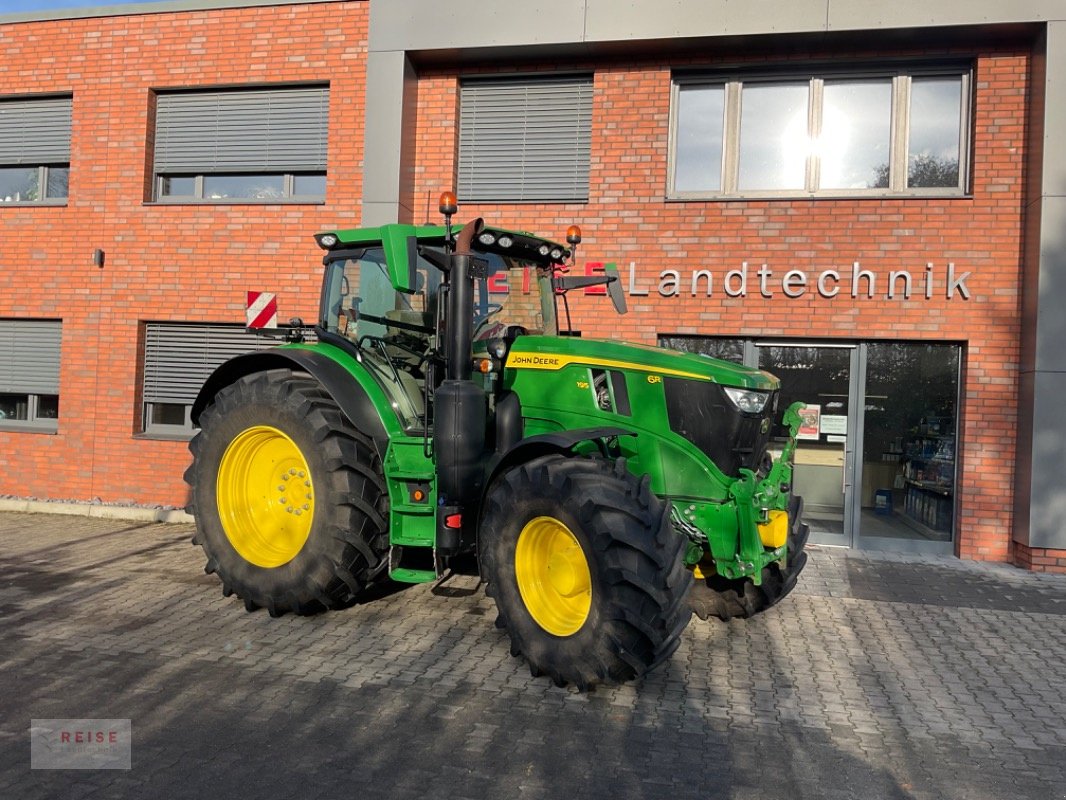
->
1 511 1064 800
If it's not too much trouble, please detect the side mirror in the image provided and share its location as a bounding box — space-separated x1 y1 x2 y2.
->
604 263 627 315
552 270 628 316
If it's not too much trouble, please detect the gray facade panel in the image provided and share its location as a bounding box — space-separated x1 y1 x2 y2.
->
1019 26 1047 377
1041 22 1066 199
5 0 1062 40
361 200 404 228
1034 195 1066 373
1024 369 1066 550
826 0 1063 30
368 0 1064 54
584 0 828 39
369 0 587 52
1021 26 1066 544
1013 368 1034 546
361 50 415 226
1032 23 1066 374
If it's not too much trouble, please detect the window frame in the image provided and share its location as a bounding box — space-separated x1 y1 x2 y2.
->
667 63 972 200
457 74 594 204
0 165 70 205
150 85 329 205
0 319 62 433
142 400 195 437
140 322 278 439
153 172 326 204
0 95 72 206
0 392 60 432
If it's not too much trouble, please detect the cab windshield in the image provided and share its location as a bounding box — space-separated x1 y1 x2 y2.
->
474 255 558 338
319 247 557 347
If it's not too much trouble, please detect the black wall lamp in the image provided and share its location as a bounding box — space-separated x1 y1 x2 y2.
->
93 249 105 268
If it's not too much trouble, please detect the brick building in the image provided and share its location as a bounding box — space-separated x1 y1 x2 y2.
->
1 0 1063 571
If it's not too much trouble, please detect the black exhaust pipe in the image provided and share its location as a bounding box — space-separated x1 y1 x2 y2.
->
434 220 487 554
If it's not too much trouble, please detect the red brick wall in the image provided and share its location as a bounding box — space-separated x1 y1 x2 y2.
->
0 1 368 508
1012 543 1066 574
410 46 1029 562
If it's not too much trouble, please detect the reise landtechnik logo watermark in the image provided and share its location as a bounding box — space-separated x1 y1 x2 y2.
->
30 719 131 770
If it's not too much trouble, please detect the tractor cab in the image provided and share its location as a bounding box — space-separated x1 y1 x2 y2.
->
316 231 562 346
311 221 591 435
312 214 624 379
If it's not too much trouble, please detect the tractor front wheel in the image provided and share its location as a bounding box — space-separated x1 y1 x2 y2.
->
480 454 692 689
185 369 389 616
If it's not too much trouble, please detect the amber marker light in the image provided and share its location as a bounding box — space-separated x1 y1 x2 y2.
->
566 225 582 245
439 191 458 216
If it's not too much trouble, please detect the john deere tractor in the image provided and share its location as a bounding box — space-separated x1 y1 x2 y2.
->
185 194 809 689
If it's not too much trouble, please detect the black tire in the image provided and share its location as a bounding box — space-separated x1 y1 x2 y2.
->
689 494 810 621
479 454 692 689
184 368 389 616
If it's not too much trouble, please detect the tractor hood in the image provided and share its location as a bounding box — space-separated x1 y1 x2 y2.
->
504 336 778 391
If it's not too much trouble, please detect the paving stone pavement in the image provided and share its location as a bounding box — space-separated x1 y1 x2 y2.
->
1 511 1064 800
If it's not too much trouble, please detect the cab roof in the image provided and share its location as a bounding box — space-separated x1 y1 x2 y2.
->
314 222 573 292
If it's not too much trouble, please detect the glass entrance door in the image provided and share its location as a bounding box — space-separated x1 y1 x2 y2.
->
855 343 959 552
756 344 859 547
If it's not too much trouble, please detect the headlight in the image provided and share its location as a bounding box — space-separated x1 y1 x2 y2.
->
724 387 769 414
486 338 508 359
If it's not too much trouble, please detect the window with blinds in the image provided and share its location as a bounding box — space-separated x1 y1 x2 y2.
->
0 96 72 204
0 320 62 431
142 323 275 435
458 76 593 203
152 85 329 202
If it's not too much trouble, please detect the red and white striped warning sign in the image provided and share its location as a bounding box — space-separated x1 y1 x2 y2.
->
246 291 278 329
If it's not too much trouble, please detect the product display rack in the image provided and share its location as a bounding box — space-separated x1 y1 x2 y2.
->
901 420 955 536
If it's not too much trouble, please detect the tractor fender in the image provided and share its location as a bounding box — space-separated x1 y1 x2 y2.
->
482 426 637 502
475 426 638 556
190 349 390 456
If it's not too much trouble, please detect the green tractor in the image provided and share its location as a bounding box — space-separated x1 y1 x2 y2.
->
185 194 809 689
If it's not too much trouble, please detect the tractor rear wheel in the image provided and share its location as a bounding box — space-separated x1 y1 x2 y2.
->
480 454 692 689
185 369 389 616
689 494 810 621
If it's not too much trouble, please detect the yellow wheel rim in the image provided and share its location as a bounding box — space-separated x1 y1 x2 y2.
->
216 425 315 568
514 516 592 636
